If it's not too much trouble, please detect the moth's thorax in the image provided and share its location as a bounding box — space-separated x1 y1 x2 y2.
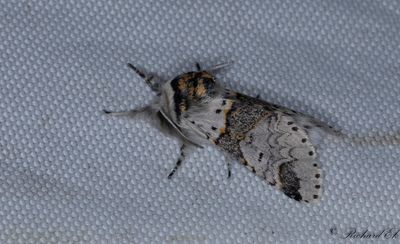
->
160 71 219 122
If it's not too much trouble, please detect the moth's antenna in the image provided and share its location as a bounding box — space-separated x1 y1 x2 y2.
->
127 63 159 92
127 63 146 79
207 61 234 72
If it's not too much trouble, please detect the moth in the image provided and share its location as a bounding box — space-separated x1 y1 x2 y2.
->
104 62 339 203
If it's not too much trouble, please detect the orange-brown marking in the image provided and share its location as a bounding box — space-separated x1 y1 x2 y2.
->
179 103 187 112
195 79 207 97
212 100 233 144
178 79 187 91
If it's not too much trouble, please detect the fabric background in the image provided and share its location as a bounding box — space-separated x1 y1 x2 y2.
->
1 0 400 243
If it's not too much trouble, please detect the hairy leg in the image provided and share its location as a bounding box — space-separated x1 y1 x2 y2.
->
226 161 232 179
168 144 187 179
127 63 161 93
103 105 152 117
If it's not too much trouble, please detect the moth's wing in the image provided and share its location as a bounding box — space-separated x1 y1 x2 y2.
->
178 96 234 142
235 93 341 137
239 110 323 203
232 92 327 203
179 91 326 203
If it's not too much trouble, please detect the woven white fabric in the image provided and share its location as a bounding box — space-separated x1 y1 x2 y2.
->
1 0 399 243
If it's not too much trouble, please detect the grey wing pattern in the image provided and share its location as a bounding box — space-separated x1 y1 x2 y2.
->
180 90 328 203
239 111 323 203
213 92 328 203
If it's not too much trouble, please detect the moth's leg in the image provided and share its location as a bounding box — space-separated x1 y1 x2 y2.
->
168 144 187 179
127 63 161 93
226 161 232 179
103 105 151 117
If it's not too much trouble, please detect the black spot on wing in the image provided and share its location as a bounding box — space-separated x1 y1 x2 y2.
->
258 152 264 162
279 161 302 201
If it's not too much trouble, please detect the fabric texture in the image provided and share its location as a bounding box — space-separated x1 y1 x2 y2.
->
1 0 400 243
